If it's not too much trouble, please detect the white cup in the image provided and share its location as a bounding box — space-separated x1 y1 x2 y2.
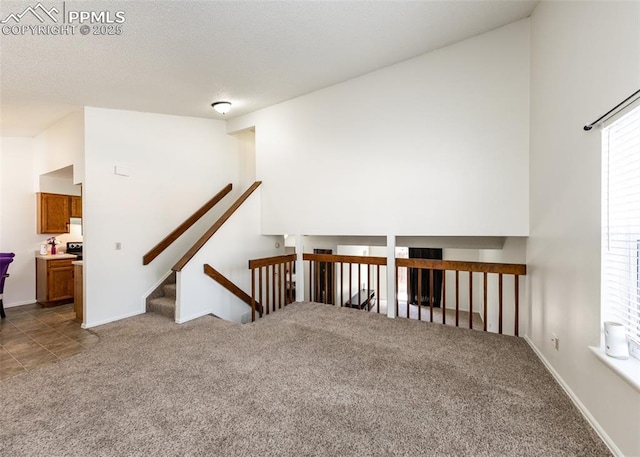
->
604 321 629 359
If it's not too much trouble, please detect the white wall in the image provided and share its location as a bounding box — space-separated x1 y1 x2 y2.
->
235 129 256 190
34 110 85 184
0 137 42 307
83 107 241 327
39 174 82 196
229 19 530 237
178 187 282 323
528 2 640 455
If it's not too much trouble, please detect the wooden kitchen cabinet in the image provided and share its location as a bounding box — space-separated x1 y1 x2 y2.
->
36 193 82 233
70 196 82 218
36 257 74 307
37 193 70 234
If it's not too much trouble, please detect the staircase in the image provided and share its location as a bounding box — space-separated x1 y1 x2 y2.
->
142 181 267 324
146 272 176 319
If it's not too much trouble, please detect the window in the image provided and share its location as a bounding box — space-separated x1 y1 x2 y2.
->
602 105 640 359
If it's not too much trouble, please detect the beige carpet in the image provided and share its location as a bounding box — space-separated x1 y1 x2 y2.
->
0 302 609 456
371 300 485 331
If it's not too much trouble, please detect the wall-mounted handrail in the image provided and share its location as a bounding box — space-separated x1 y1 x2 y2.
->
204 264 262 314
142 183 232 265
173 181 262 272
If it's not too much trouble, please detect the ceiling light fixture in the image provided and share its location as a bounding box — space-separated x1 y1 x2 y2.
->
211 101 232 115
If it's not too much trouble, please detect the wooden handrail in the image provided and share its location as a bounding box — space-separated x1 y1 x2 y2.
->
247 253 296 321
297 252 526 335
302 253 526 275
303 253 387 266
173 181 262 272
204 264 262 314
142 183 233 265
249 254 296 269
395 258 526 275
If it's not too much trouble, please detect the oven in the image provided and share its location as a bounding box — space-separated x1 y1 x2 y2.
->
66 242 83 260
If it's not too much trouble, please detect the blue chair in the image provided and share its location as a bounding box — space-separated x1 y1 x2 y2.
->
0 253 15 319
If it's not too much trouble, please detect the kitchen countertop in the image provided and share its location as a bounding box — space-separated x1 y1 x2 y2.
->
36 254 78 260
72 260 83 266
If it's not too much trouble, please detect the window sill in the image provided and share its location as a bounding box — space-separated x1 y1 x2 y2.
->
589 345 640 393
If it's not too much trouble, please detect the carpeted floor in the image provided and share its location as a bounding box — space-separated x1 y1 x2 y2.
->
0 302 609 456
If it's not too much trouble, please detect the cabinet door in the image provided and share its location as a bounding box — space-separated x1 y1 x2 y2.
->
70 196 82 218
38 193 70 234
48 264 74 302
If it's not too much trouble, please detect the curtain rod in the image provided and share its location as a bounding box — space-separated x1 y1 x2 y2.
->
584 89 640 131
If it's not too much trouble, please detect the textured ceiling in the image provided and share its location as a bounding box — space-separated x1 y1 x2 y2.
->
0 0 538 137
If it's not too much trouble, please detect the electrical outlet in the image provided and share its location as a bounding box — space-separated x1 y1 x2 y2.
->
115 242 122 250
551 334 559 350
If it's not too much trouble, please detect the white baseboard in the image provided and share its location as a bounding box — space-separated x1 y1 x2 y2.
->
175 308 211 324
4 299 37 308
82 309 145 329
524 335 623 457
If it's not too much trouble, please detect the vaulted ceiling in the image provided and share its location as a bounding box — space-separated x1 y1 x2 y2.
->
0 0 538 137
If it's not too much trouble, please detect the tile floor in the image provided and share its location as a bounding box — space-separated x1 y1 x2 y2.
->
0 303 99 381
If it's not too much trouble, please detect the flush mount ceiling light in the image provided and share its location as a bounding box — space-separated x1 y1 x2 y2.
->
211 101 232 115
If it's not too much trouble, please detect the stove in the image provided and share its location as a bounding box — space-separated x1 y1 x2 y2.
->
66 242 83 260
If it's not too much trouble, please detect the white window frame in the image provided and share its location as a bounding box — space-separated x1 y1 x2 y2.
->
601 104 640 362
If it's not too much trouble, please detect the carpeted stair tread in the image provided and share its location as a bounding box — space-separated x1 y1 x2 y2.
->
148 296 175 319
163 283 176 299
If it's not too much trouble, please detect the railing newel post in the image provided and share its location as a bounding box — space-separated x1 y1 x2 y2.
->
259 266 263 318
468 271 473 330
376 264 381 314
251 268 256 322
340 262 344 307
429 269 434 323
417 269 422 321
483 272 487 332
359 264 363 308
498 273 503 335
455 270 460 328
395 264 399 318
331 262 338 306
514 274 520 337
442 270 446 325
